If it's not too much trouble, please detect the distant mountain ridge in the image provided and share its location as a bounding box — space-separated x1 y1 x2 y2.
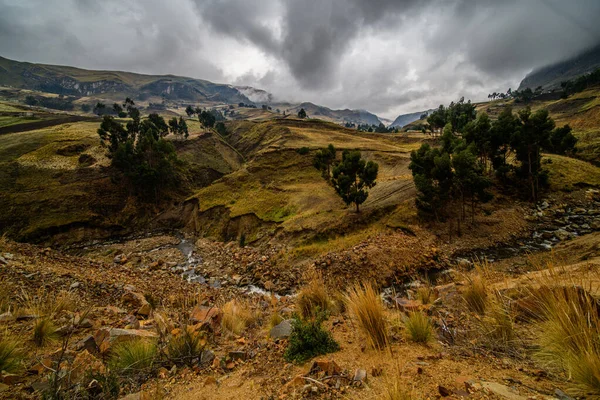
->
0 55 253 104
0 55 384 126
390 109 433 128
518 44 600 90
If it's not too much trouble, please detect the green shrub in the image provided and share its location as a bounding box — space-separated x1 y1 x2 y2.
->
109 339 157 376
33 318 58 347
404 312 433 343
284 314 339 363
296 147 310 155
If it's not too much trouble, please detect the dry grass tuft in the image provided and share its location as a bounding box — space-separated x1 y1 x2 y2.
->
0 335 24 373
479 293 515 352
32 318 58 347
528 271 600 394
109 339 158 376
222 299 256 335
415 282 435 305
463 265 488 314
404 312 433 343
381 380 418 400
346 282 388 350
296 271 331 319
167 326 207 367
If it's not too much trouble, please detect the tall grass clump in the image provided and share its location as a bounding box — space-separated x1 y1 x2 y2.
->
416 282 435 305
296 271 331 319
381 379 418 400
479 293 516 353
166 327 207 367
109 339 158 376
530 278 600 395
346 282 388 350
33 318 58 347
222 299 255 335
404 312 433 343
463 267 488 314
0 336 24 373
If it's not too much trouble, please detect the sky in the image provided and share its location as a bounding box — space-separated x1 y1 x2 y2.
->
1 0 600 120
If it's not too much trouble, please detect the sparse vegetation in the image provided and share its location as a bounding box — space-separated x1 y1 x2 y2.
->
284 313 340 363
166 327 207 367
296 272 331 319
0 336 24 373
222 299 255 335
109 339 158 376
404 312 433 343
346 283 388 349
32 318 58 347
463 268 488 314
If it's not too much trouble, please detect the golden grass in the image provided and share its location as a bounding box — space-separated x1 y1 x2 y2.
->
544 153 600 191
166 326 207 367
415 283 435 305
527 271 600 394
346 283 389 350
479 293 515 352
109 339 158 376
296 271 331 319
381 380 418 400
222 299 256 335
463 265 488 314
404 312 433 344
32 318 58 347
0 335 24 373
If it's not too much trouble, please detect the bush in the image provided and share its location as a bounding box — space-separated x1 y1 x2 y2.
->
109 339 158 376
296 147 310 155
296 273 331 320
33 318 58 347
167 327 207 367
346 283 388 349
404 312 433 343
0 337 23 373
284 314 339 363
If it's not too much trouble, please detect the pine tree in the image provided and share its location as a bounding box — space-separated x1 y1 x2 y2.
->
331 150 378 213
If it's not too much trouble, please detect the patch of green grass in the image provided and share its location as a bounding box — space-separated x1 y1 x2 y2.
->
545 153 600 190
404 312 433 343
0 337 24 373
284 314 340 363
109 339 158 376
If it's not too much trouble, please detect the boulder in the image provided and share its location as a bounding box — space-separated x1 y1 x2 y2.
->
189 306 222 331
94 327 157 353
270 319 293 338
70 350 105 383
481 381 526 400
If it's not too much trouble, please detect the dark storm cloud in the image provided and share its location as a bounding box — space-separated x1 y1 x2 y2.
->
1 0 600 118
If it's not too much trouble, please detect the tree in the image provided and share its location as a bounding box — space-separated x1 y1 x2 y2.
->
215 121 227 136
178 117 189 139
452 143 491 223
97 100 181 200
331 150 378 213
548 124 577 155
313 144 336 181
298 108 307 119
427 105 446 135
81 104 91 112
198 110 216 128
94 102 107 116
168 117 179 136
463 112 491 168
185 105 196 117
511 107 555 201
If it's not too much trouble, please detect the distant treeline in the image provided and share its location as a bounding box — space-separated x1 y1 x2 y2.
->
344 122 399 133
560 68 600 98
25 95 75 111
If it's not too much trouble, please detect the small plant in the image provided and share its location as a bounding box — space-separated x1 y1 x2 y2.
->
296 272 331 319
167 327 207 367
284 314 339 363
0 336 24 373
480 294 515 352
404 312 433 343
54 291 77 313
109 339 158 376
296 147 310 155
382 379 418 400
84 371 120 399
222 299 255 335
268 311 283 329
33 318 58 347
416 283 435 305
463 272 487 314
346 282 388 349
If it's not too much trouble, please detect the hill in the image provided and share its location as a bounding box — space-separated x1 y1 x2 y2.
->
0 55 253 105
518 43 600 90
390 109 433 128
281 102 382 126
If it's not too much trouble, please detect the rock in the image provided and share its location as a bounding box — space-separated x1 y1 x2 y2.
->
70 282 81 290
2 373 25 385
70 350 105 383
76 335 98 354
393 298 422 313
204 376 218 386
573 207 586 214
136 303 152 316
438 385 452 397
189 306 222 331
309 360 342 376
200 350 215 365
555 229 573 241
94 327 158 353
228 351 247 362
481 381 526 400
554 389 575 400
353 369 367 384
0 311 15 323
121 290 151 316
539 201 549 210
270 319 293 338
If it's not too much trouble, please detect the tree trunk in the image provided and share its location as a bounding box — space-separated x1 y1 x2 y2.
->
355 202 360 213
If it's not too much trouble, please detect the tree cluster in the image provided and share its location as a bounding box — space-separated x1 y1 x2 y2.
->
355 123 399 133
184 106 224 128
97 98 182 200
411 101 578 221
313 144 379 212
427 97 476 135
560 68 600 98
